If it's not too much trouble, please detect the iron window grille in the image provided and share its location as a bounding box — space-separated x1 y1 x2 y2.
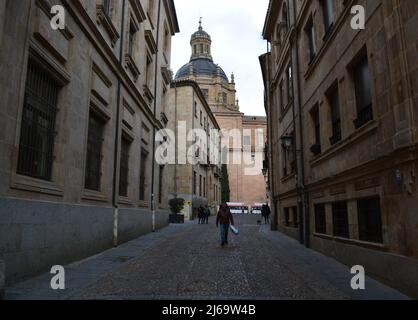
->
332 202 349 238
17 61 60 181
358 198 383 243
85 112 105 191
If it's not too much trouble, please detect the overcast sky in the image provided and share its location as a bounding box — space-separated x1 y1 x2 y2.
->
171 0 270 116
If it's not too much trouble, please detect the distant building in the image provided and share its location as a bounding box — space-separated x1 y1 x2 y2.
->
0 0 179 284
175 20 268 207
168 80 222 220
261 0 418 297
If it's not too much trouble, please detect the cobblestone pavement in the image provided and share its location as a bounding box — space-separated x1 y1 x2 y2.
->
5 215 409 300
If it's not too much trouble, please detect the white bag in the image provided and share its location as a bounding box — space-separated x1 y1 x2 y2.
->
230 225 239 235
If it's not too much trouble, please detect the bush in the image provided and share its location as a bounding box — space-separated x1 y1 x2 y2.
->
169 198 185 215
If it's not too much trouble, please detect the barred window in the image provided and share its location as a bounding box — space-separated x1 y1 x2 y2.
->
358 198 383 243
332 202 349 238
315 204 327 234
85 112 105 191
119 137 130 197
17 61 60 181
139 150 148 201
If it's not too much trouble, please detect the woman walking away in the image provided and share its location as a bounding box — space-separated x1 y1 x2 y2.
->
216 203 234 246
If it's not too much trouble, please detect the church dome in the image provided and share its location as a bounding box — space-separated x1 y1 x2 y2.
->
175 19 229 83
175 58 229 82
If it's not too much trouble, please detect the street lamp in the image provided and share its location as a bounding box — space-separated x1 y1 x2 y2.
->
281 134 293 149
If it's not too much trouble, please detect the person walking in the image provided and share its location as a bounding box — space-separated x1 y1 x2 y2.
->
204 205 210 224
262 204 271 224
198 206 204 224
216 203 234 246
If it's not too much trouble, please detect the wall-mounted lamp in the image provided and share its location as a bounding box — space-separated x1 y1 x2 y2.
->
281 134 293 149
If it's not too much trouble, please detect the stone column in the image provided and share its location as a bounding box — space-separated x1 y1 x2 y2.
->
0 259 5 299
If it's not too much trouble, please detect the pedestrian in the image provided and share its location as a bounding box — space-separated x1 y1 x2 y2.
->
216 203 235 246
204 205 210 224
262 204 271 224
198 206 204 224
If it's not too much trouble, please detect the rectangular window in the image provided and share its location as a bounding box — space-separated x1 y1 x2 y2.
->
315 204 327 234
292 206 298 228
306 18 316 62
286 65 293 103
203 177 206 197
119 137 130 197
358 198 383 243
146 54 152 87
322 0 334 37
284 208 290 227
159 166 164 204
222 92 228 104
354 56 373 128
17 60 60 181
202 89 209 101
243 136 251 146
200 110 203 126
332 202 349 238
279 81 284 111
128 21 136 57
85 112 105 191
199 175 202 197
329 86 341 145
103 0 111 16
139 150 148 201
310 107 321 155
193 171 197 195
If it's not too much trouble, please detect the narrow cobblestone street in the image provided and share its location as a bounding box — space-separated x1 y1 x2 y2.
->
5 215 408 300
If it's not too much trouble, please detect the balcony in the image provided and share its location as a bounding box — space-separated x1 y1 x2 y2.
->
354 105 373 129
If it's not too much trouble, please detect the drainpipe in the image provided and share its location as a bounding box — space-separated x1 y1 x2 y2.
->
112 0 127 247
150 0 163 232
174 81 178 197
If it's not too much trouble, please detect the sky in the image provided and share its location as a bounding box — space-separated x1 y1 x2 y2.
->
171 0 270 116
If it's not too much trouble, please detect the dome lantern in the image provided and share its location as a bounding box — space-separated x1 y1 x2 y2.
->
190 18 213 61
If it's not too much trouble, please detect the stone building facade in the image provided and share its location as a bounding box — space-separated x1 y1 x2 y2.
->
175 21 268 207
261 0 418 297
0 0 179 284
168 80 222 220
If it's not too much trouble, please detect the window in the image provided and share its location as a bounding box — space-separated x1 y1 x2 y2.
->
17 60 60 181
284 208 290 227
315 204 327 234
292 206 299 228
353 56 373 128
159 166 164 204
282 3 288 27
200 44 203 54
322 0 334 38
222 92 228 104
163 27 170 54
193 171 197 195
128 21 136 57
279 81 284 111
103 0 111 16
85 112 105 191
243 136 251 146
306 17 316 62
199 175 202 197
332 202 349 238
201 89 209 101
329 85 341 145
200 110 203 126
146 54 153 87
358 198 383 243
203 177 206 197
194 101 198 118
194 45 197 55
139 150 148 201
286 65 293 103
310 107 321 155
119 137 130 197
